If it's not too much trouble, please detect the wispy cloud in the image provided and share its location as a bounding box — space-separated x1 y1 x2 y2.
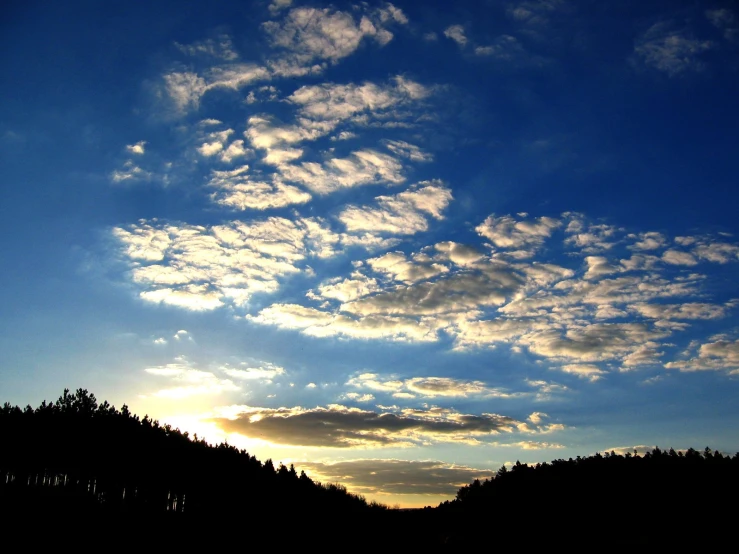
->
634 21 714 77
444 25 467 47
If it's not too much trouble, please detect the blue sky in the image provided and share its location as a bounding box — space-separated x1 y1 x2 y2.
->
2 0 739 507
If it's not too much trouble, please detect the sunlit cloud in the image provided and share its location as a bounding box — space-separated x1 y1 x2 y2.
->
144 359 240 399
126 141 147 155
299 459 493 496
346 372 516 398
211 403 549 448
665 338 739 373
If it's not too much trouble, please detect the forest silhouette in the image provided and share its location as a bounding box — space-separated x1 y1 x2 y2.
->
1 389 736 547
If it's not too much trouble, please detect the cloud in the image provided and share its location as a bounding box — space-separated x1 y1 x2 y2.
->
382 140 432 162
476 213 561 252
342 261 525 317
308 273 380 303
444 25 467 47
126 141 147 155
365 251 448 284
110 160 153 183
338 181 452 235
263 4 407 76
584 256 621 280
196 129 234 157
212 403 540 448
632 302 729 320
175 35 239 60
434 242 484 266
221 362 286 382
662 249 698 266
144 360 240 399
706 9 738 41
665 339 739 373
278 149 406 194
340 392 375 403
692 241 739 263
298 459 493 496
347 372 514 398
507 0 565 26
268 0 292 15
249 303 441 342
474 35 535 63
289 77 430 128
564 215 620 253
634 22 713 77
164 72 208 113
559 363 607 382
521 322 670 364
208 165 312 211
114 217 327 310
627 232 666 251
163 65 270 114
621 342 664 368
115 207 739 382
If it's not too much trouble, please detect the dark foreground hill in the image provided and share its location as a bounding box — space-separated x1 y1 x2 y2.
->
2 389 737 547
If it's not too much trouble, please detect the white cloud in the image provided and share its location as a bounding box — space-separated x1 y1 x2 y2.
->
126 141 147 155
208 165 312 211
564 215 620 253
666 339 739 373
263 5 407 76
559 363 607 382
476 214 561 251
290 77 429 123
693 241 739 263
584 256 621 280
115 217 327 310
382 140 433 161
144 360 240 399
632 302 729 320
308 273 380 303
444 25 467 47
634 22 713 76
434 242 484 266
366 251 448 283
706 9 738 41
338 181 452 235
340 392 375 402
628 232 666 251
175 35 239 60
110 158 156 183
221 362 286 382
268 0 292 15
662 249 698 266
346 373 513 399
279 149 406 195
197 129 234 157
474 35 532 63
163 65 270 114
164 72 208 113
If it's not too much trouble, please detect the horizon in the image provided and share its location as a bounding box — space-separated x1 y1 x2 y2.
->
2 0 738 508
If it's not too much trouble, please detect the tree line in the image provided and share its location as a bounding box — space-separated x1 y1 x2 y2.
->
0 388 387 518
2 388 737 547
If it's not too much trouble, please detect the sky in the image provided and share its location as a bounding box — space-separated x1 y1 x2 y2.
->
2 0 739 508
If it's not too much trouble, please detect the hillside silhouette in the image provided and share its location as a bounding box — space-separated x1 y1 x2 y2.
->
2 389 736 547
